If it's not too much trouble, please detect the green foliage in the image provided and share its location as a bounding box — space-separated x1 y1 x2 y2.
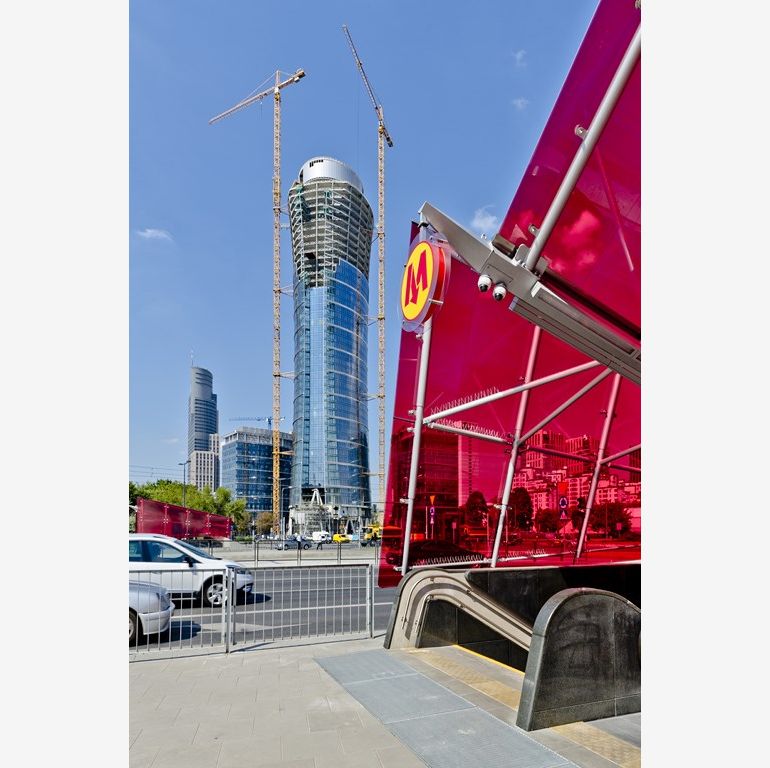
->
535 507 561 533
510 487 534 530
131 479 245 524
590 502 631 536
571 508 585 532
255 512 273 535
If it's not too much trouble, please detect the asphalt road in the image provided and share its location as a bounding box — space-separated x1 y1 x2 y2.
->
134 565 398 652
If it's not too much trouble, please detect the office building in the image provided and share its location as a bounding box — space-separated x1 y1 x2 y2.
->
189 434 219 491
220 427 293 525
188 366 219 456
287 157 373 532
524 429 566 473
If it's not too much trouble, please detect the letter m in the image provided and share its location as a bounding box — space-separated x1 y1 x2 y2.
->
405 249 429 306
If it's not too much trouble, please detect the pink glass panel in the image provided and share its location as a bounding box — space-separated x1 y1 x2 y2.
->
136 497 232 539
379 0 640 587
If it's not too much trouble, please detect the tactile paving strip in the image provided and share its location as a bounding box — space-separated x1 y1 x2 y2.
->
317 649 578 768
553 722 641 768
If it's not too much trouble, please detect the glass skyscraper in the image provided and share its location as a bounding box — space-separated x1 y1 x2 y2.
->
220 427 293 521
288 157 373 530
187 366 218 456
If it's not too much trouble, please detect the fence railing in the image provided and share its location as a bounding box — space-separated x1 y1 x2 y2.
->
182 537 381 566
129 563 375 661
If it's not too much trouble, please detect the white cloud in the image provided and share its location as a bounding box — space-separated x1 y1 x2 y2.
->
471 207 500 235
137 227 174 242
161 437 179 444
512 97 529 111
513 49 526 67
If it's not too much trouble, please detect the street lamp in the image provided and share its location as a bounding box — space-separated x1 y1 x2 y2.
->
279 482 292 537
178 460 190 508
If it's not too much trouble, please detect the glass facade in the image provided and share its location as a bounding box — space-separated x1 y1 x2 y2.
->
288 157 373 526
187 367 218 456
220 428 293 518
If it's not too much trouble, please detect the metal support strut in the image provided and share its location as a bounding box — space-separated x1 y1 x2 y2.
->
400 318 433 575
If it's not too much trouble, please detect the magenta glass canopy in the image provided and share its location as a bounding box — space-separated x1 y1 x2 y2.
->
379 0 641 586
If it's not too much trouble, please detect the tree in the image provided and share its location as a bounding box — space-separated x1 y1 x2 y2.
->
510 487 533 530
254 512 273 535
463 490 488 527
590 502 631 537
535 508 561 533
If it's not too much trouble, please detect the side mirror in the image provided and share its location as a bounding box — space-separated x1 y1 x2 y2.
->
185 555 195 568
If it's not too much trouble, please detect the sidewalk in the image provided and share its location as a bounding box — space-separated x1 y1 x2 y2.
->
129 635 640 768
130 636 423 768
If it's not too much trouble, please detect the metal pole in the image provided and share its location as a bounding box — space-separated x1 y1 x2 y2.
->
366 563 373 637
400 318 433 575
575 373 622 559
491 327 540 566
518 368 614 444
426 422 508 445
524 25 641 271
224 568 232 653
423 361 600 424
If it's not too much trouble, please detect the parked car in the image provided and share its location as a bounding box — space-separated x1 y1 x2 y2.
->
129 580 175 645
332 533 351 544
311 531 332 543
129 533 254 608
276 536 311 550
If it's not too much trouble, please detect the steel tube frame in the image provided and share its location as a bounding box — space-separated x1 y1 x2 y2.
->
524 25 641 271
424 422 509 445
575 373 622 559
491 327 541 566
423 360 600 425
518 369 614 445
400 318 433 575
484 361 621 566
600 443 641 465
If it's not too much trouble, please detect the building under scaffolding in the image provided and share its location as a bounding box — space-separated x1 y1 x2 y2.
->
287 157 374 534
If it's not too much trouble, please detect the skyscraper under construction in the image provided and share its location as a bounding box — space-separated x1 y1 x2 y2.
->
288 157 373 533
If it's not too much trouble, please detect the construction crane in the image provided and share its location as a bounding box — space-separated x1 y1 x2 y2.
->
228 416 285 428
210 68 305 535
342 25 392 523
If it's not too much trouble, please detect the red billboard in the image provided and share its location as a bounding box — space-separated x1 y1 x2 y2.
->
136 497 233 540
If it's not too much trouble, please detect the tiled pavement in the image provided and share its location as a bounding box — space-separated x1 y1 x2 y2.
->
129 636 640 768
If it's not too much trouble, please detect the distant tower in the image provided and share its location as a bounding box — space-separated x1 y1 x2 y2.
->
288 157 373 531
188 366 219 458
189 434 220 492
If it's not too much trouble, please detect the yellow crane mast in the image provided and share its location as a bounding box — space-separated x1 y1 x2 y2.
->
342 25 392 522
209 68 305 535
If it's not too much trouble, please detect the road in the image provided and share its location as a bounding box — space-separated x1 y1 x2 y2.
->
135 564 398 652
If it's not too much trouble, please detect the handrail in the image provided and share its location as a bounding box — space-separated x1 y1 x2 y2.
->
385 567 533 651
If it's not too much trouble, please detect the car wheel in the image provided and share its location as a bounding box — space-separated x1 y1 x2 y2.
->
202 578 226 608
129 609 142 645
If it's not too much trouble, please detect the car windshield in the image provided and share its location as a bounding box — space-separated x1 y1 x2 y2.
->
172 538 221 560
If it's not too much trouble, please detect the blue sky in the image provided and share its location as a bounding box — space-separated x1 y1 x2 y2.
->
129 0 602 491
5 2 768 757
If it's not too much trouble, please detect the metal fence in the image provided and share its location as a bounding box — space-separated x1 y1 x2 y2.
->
129 563 375 661
183 537 382 566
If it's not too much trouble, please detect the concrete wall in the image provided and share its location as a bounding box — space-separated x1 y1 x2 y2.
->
517 588 640 730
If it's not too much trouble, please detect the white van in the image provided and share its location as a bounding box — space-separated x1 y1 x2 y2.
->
311 531 331 543
129 533 254 608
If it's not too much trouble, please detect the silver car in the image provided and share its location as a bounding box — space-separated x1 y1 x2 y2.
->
129 580 175 645
129 533 254 607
